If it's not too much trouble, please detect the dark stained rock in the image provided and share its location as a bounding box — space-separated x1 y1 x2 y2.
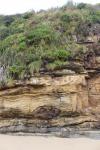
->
60 111 81 117
66 62 84 73
0 108 24 118
33 105 61 120
84 51 96 69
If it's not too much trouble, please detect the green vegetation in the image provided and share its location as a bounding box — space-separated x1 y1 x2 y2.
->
0 2 100 80
46 60 68 71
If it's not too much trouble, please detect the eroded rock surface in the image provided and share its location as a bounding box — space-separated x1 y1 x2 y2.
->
0 72 99 134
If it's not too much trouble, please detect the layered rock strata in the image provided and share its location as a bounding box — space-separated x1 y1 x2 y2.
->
0 72 99 135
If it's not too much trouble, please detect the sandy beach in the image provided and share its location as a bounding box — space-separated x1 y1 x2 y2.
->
0 134 99 150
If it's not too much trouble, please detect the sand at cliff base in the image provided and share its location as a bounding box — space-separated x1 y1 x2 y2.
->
0 134 100 150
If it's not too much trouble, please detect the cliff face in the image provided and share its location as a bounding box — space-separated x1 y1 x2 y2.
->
0 34 100 136
0 66 99 134
0 5 100 137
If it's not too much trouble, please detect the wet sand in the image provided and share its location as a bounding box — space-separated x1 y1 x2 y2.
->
0 134 100 150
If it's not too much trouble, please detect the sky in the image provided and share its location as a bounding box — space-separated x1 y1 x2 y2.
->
0 0 99 15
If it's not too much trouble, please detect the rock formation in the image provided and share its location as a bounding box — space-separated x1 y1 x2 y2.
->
0 54 99 135
0 18 100 136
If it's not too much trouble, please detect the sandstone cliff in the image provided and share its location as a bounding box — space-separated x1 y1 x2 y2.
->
0 16 100 136
0 56 99 135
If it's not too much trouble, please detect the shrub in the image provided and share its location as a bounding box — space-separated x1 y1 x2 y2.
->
46 60 67 71
26 24 56 45
77 3 87 9
8 65 25 79
18 42 26 51
18 34 26 43
23 12 34 19
0 26 10 40
89 11 100 23
60 14 72 23
43 49 71 61
3 16 14 26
